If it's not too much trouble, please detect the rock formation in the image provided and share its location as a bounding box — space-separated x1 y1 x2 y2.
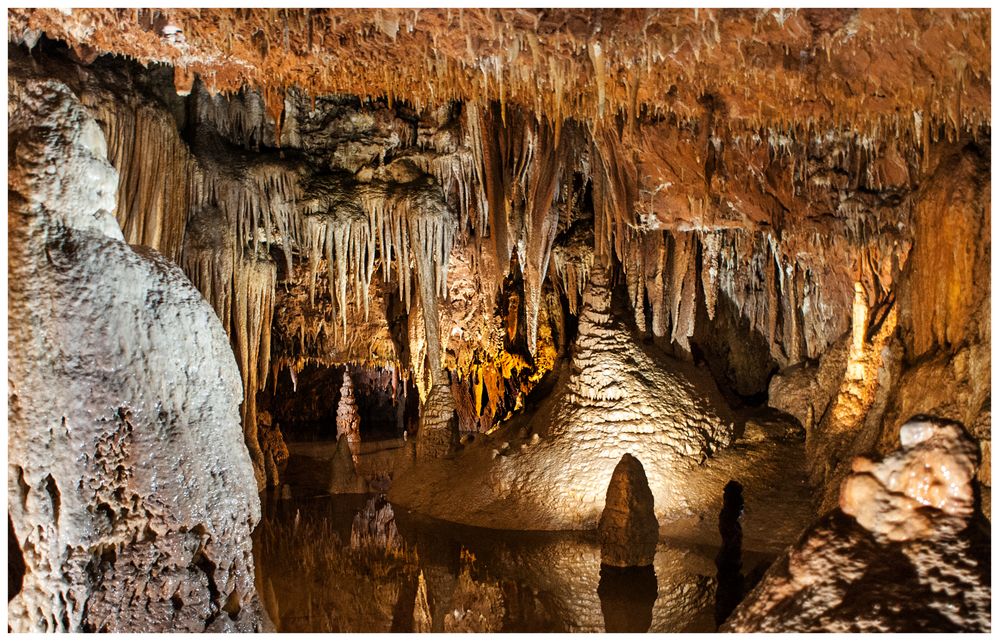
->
415 384 459 460
8 77 265 631
4 8 991 633
336 371 362 464
350 495 401 552
391 267 733 530
598 454 660 568
412 571 433 633
722 417 990 632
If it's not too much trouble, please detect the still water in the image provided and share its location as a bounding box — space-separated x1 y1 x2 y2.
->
253 492 775 633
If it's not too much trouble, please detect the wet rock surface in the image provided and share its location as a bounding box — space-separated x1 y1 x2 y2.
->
598 454 660 567
8 78 265 632
723 417 991 632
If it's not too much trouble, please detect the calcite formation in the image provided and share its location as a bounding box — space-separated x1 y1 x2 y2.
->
598 454 660 568
839 418 978 543
8 77 265 631
722 417 990 632
336 372 362 464
391 267 733 530
350 495 401 552
414 384 459 460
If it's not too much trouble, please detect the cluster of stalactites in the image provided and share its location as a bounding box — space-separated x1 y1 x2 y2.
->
181 203 236 331
464 102 573 355
195 156 301 276
301 203 375 334
551 226 594 316
84 93 196 263
195 83 270 150
299 173 457 351
622 227 906 367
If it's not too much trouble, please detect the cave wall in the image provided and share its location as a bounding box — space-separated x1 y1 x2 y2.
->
8 76 266 631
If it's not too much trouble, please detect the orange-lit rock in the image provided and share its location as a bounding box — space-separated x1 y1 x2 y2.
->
723 416 989 632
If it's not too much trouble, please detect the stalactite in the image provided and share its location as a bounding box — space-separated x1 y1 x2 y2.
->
671 233 698 349
196 85 269 149
197 151 301 277
300 182 374 334
699 231 721 321
84 95 195 263
590 125 637 265
232 253 277 489
551 230 593 317
181 204 235 331
518 120 565 355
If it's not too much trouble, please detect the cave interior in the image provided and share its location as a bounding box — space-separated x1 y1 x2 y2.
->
6 7 992 634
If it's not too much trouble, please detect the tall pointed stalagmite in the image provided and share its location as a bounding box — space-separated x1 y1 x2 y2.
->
337 370 362 465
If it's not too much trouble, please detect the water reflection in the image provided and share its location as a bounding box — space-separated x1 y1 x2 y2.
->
254 493 720 632
597 565 658 632
714 480 745 627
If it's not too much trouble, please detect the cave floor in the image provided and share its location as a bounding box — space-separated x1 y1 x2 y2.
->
253 426 813 632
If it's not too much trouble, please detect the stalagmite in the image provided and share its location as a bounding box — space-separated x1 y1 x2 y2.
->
336 371 362 465
415 383 458 460
598 454 659 567
8 76 265 632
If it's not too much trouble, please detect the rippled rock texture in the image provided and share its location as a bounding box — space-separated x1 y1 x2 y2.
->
8 78 265 631
723 417 990 632
391 266 733 529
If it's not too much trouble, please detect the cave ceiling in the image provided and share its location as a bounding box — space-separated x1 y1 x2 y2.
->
10 8 990 136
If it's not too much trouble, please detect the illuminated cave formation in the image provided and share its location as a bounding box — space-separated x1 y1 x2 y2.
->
6 8 991 633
